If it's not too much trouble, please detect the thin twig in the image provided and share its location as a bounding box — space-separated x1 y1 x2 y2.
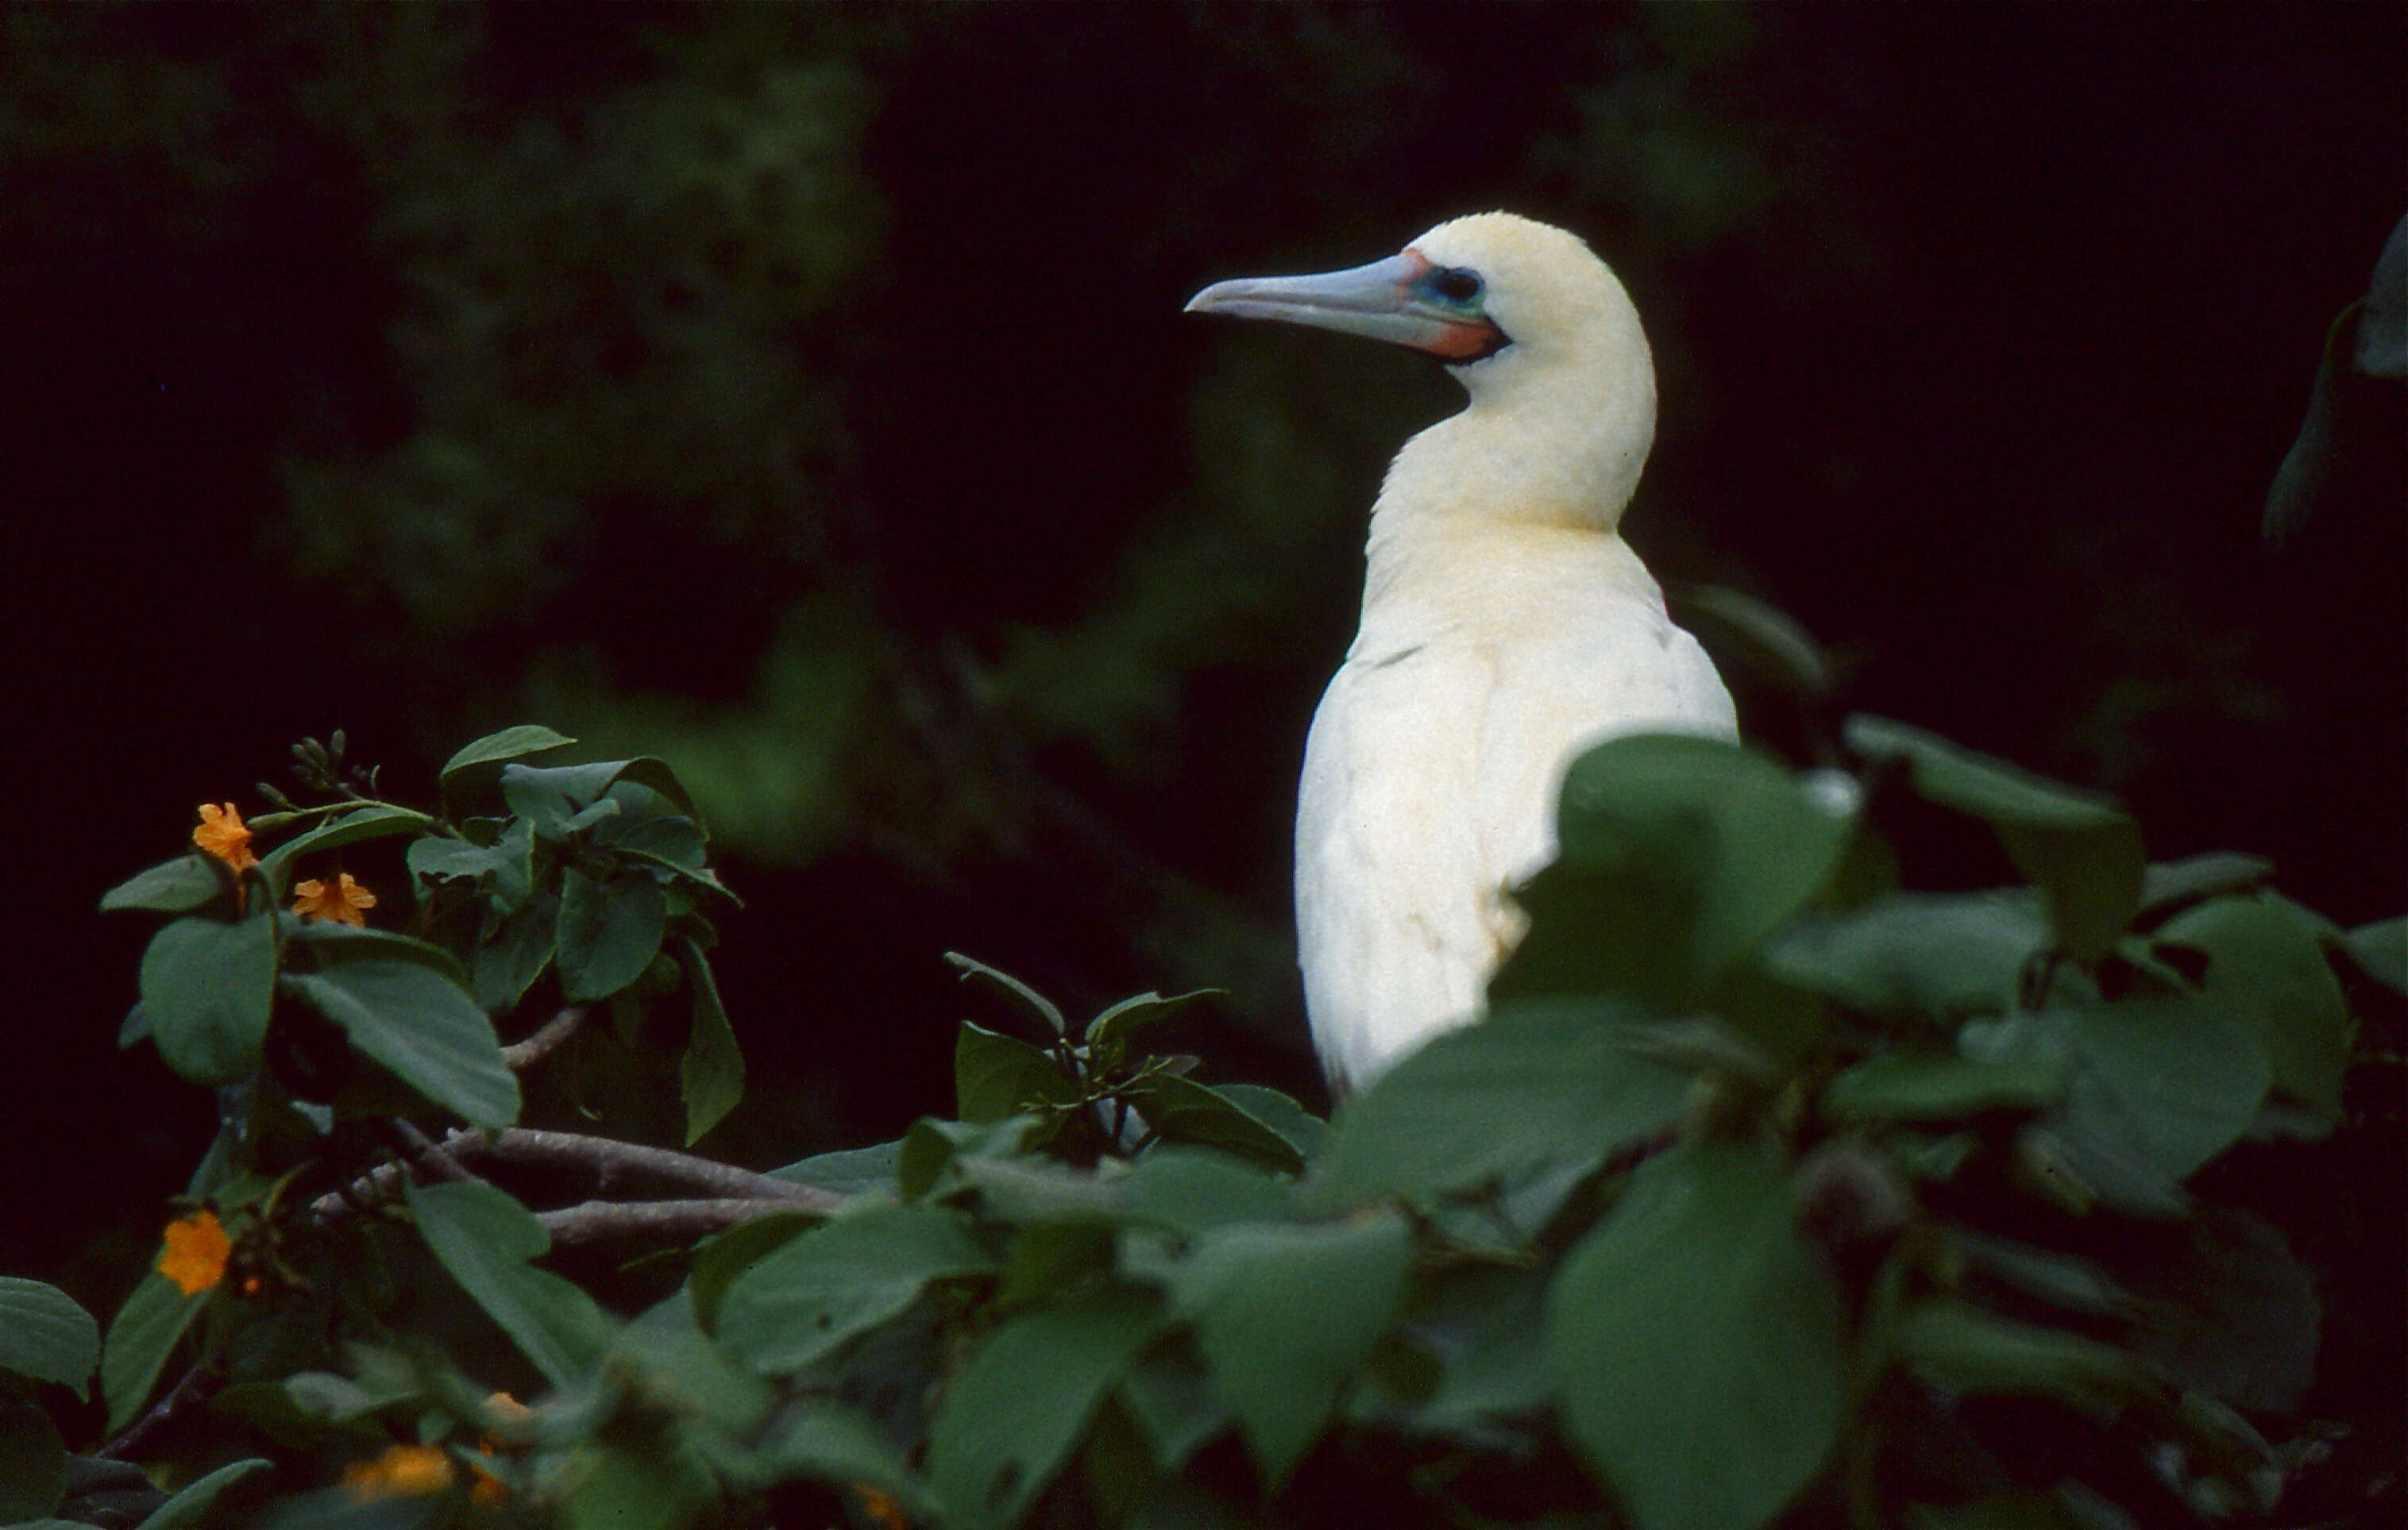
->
537 1197 819 1246
93 1363 215 1460
388 1119 475 1185
311 1127 843 1223
500 1007 588 1071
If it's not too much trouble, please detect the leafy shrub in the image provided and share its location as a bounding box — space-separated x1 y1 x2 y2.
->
2 718 2398 1530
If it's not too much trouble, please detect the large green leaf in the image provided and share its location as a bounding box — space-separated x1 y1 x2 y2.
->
955 1022 1081 1125
945 951 1067 1037
1315 999 1692 1208
1498 736 1850 1009
403 1180 614 1388
1845 717 2142 963
257 804 430 889
2063 999 2270 1181
502 757 702 836
440 724 577 784
928 1285 1166 1529
677 938 744 1145
283 958 519 1129
137 912 277 1084
687 1212 819 1336
0 1279 98 1398
98 854 227 915
1125 1073 1305 1174
1820 1053 2065 1124
1169 1211 1410 1486
141 1457 272 1530
2155 896 2350 1122
716 1204 995 1375
1546 1143 1845 1530
473 888 558 1012
0 1397 66 1520
100 1271 207 1435
1123 1147 1295 1237
771 1139 903 1193
1765 891 2043 1019
1888 1299 2148 1420
556 869 667 1002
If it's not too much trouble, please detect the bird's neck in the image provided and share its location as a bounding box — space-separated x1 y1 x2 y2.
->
1364 360 1654 563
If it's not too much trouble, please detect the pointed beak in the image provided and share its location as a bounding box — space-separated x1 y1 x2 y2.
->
1184 249 1503 361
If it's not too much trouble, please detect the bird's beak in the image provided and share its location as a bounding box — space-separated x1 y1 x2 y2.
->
1184 249 1503 361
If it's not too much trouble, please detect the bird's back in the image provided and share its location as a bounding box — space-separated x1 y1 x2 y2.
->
1295 526 1734 1092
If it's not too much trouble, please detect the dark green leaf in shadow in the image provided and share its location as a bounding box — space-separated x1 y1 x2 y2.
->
1821 1054 2065 1125
1314 999 1690 1209
1171 1211 1410 1487
945 952 1067 1037
1546 1142 1845 1530
955 1022 1080 1125
556 869 666 1002
2155 896 2349 1123
716 1204 994 1375
1846 716 2143 963
138 911 277 1084
1085 988 1223 1052
141 1456 272 1530
101 1272 206 1435
1126 1073 1304 1174
1765 891 2043 1019
1889 1298 2150 1420
257 805 430 890
0 1396 67 1520
2341 915 2406 996
404 1179 614 1387
928 1285 1165 1530
283 958 518 1129
678 938 743 1144
99 854 228 915
688 1212 818 1336
0 1278 99 1399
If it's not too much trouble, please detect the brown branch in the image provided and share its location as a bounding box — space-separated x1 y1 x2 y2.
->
94 1362 216 1460
536 1197 820 1247
501 1007 588 1071
310 1127 843 1223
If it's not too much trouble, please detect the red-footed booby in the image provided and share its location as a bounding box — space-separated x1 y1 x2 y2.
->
1186 213 1737 1093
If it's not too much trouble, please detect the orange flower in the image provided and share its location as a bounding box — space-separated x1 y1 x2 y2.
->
158 1209 231 1297
193 803 257 873
856 1485 913 1528
342 1443 454 1497
291 872 377 927
468 1452 508 1505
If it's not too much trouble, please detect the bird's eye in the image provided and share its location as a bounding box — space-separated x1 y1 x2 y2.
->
1430 268 1483 305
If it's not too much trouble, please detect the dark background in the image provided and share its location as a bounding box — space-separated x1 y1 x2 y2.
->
2 3 2399 1308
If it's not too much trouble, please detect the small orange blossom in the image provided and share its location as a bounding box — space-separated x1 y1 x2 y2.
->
193 803 257 873
291 873 377 927
342 1443 454 1497
158 1209 231 1297
857 1485 913 1528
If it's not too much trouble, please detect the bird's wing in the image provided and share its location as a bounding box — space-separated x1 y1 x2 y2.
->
1295 639 1501 1093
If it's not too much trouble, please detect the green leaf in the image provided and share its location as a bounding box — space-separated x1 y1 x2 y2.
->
257 804 430 889
2137 854 2274 918
404 1179 614 1387
141 1457 272 1530
1315 1000 1692 1208
899 1116 1044 1199
2063 999 2270 1181
473 888 558 1012
1193 1085 1326 1164
440 724 578 783
1546 1142 1845 1530
2157 896 2351 1121
0 1280 98 1399
955 1022 1081 1125
137 912 277 1085
284 921 472 986
1498 736 1850 1009
688 1212 818 1335
1889 1299 2149 1420
928 1285 1166 1529
556 869 667 1002
946 951 1067 1036
1124 1147 1295 1237
1125 1073 1304 1174
716 1204 995 1374
754 1405 924 1508
772 1139 903 1193
0 1397 66 1520
282 959 518 1129
100 1272 206 1435
1118 1339 1232 1472
1821 1054 2066 1124
1765 891 2043 1019
2343 915 2406 996
1669 583 1834 699
560 1441 712 1530
1085 988 1222 1050
1171 1211 1410 1486
99 854 227 915
502 757 701 836
678 939 743 1145
1845 716 2143 963
1403 1268 1553 1432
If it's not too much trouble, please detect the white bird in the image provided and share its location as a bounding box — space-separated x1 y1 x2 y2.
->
1186 213 1737 1093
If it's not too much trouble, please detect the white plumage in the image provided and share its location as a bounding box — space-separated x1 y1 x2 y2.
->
1187 213 1735 1093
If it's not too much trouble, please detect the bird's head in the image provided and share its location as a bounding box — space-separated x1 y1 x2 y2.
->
1183 211 1649 406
